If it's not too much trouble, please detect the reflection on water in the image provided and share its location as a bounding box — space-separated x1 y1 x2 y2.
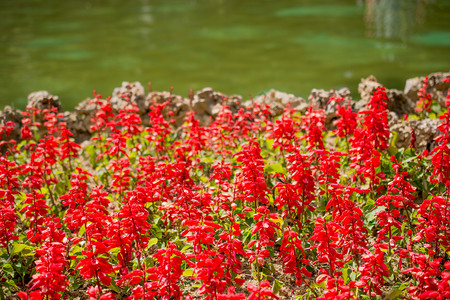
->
364 0 428 40
0 0 448 109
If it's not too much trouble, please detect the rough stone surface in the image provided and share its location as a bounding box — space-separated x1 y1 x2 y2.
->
27 91 62 112
357 76 416 117
146 91 190 127
389 117 440 152
309 88 352 109
1 73 448 151
192 88 242 126
71 82 150 141
385 89 416 116
358 75 381 102
63 111 92 143
404 77 423 102
405 72 450 106
72 98 97 140
111 81 147 114
250 89 307 117
0 106 24 143
308 88 351 129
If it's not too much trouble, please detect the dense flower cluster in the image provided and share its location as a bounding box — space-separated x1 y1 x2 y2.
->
0 82 449 299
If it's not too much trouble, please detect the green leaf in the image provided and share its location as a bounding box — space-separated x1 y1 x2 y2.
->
311 281 326 289
12 244 27 254
431 102 441 114
84 144 97 166
15 192 28 209
109 280 121 293
266 139 275 150
181 245 191 253
78 224 86 237
5 279 19 290
366 206 385 223
183 269 195 277
264 163 285 175
387 145 398 156
267 193 274 205
403 155 418 164
201 157 215 163
403 147 415 157
387 287 405 299
342 267 348 283
145 238 158 251
144 256 154 269
109 247 121 255
71 280 85 291
2 263 14 277
12 243 34 255
349 269 356 281
401 221 407 236
273 279 284 294
390 130 399 147
129 150 138 164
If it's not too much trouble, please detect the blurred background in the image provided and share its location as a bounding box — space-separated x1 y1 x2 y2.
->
1 0 449 110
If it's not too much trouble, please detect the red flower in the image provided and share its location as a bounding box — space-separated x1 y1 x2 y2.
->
247 281 279 300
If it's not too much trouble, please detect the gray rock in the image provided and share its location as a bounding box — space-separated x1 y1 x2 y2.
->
25 91 64 137
358 75 382 103
146 91 191 127
389 117 440 152
0 106 23 142
250 89 307 116
309 88 351 109
386 89 416 116
192 88 242 126
308 88 351 129
27 91 61 112
405 72 450 107
63 111 92 143
404 77 423 102
71 82 149 140
111 82 147 114
73 98 99 136
357 76 416 117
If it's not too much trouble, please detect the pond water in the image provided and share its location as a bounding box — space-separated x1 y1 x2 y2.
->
1 0 449 110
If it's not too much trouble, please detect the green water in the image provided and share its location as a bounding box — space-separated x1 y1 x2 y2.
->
1 0 449 110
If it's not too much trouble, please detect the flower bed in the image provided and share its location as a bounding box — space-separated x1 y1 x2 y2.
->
0 79 450 299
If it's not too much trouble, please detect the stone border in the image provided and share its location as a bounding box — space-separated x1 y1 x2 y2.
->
1 72 449 152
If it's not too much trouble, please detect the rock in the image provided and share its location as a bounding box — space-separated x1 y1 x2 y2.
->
390 117 440 152
309 88 351 109
357 76 416 117
63 111 91 143
404 77 423 101
0 106 23 143
405 72 450 107
170 97 191 127
73 98 98 136
250 89 307 116
27 91 62 112
111 82 147 114
358 75 382 102
146 91 191 127
192 88 242 126
146 91 172 105
71 82 150 140
385 89 416 116
1 74 447 148
25 91 64 137
308 88 351 129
